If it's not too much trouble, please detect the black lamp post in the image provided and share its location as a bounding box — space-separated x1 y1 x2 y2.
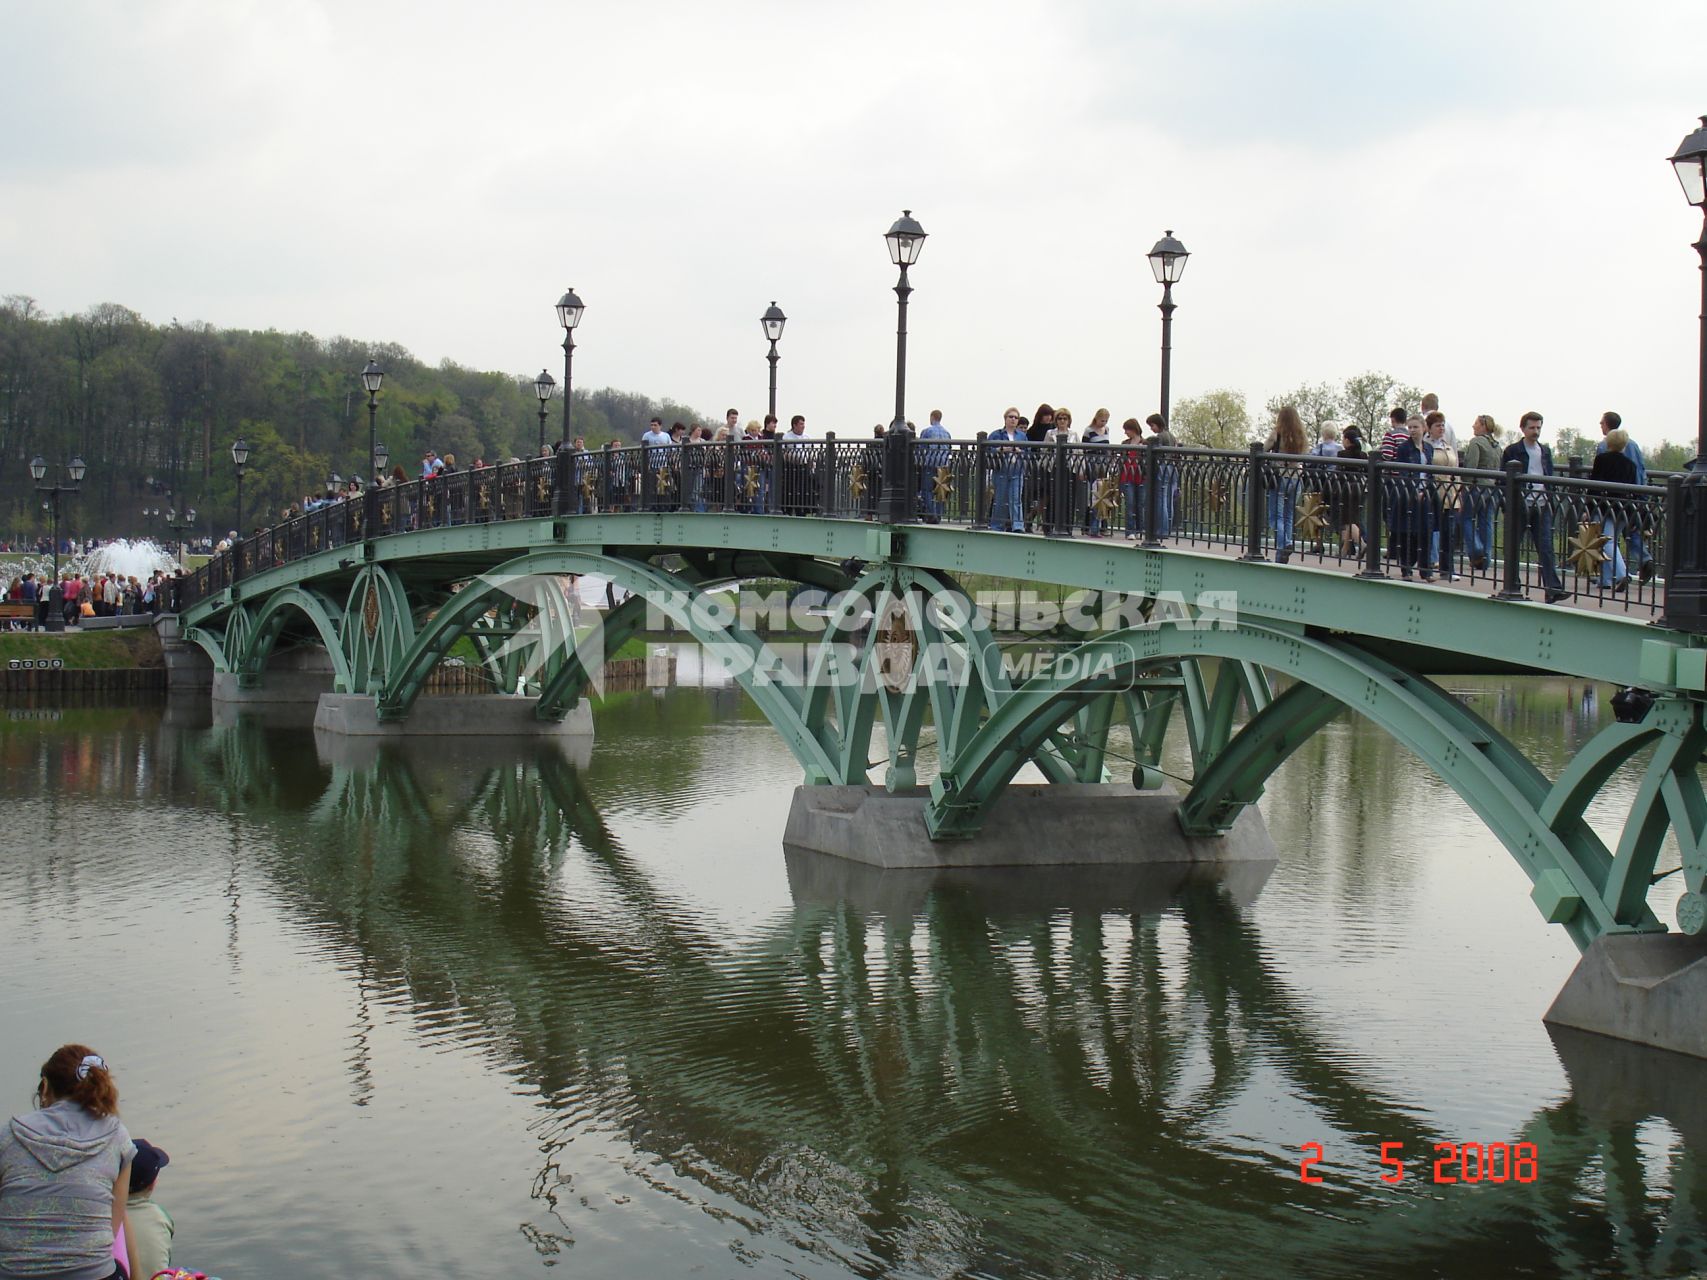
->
761 301 787 422
534 368 557 454
885 212 926 432
1663 116 1707 632
1147 230 1189 431
166 504 195 568
878 212 926 523
361 359 383 532
230 438 249 537
555 288 584 445
31 455 85 626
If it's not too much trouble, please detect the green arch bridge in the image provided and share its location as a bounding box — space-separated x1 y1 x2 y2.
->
170 435 1707 977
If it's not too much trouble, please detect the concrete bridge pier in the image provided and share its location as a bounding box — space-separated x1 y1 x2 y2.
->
211 646 337 704
783 782 1278 870
155 615 213 691
1545 934 1707 1061
312 691 594 738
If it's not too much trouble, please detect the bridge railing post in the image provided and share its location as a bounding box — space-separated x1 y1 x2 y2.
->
769 438 784 515
1663 474 1685 625
1143 438 1164 548
1240 441 1267 560
600 442 615 512
1046 434 1072 537
971 434 989 530
1358 454 1385 577
552 444 570 517
819 434 837 517
641 445 658 512
880 428 913 524
723 438 738 512
1496 460 1527 600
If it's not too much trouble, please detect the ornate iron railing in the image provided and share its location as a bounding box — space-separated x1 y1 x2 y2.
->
180 437 1671 619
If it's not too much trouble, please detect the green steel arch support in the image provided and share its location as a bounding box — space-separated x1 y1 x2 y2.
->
800 565 1081 790
1174 682 1348 835
377 550 842 782
181 603 248 674
534 593 650 720
340 566 416 695
925 617 1674 947
237 585 354 693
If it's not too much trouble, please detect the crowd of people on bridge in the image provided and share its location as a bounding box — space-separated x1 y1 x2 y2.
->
201 391 1661 612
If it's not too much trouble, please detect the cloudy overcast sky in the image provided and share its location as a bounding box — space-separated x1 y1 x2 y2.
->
4 0 1706 443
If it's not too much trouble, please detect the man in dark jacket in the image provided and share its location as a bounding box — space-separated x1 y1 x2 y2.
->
1499 411 1569 603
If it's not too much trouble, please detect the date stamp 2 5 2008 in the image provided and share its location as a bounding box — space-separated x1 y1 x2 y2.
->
1299 1141 1538 1186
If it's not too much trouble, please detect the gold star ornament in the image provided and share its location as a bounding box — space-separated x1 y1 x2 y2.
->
1093 475 1120 520
1295 491 1329 540
1566 521 1609 576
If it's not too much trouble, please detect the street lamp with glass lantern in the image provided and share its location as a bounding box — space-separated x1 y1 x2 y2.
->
166 504 194 570
555 287 584 445
230 437 249 539
374 439 389 479
1146 230 1189 432
884 211 926 433
361 359 383 530
31 455 85 624
1664 116 1707 633
534 368 557 454
879 211 927 523
761 301 787 422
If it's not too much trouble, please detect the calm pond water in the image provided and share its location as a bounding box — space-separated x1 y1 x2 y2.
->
2 678 1705 1279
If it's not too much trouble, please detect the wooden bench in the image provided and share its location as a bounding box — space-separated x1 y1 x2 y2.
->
0 602 34 632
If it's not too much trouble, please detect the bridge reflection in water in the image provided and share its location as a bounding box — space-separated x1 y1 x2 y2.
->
110 703 1701 1278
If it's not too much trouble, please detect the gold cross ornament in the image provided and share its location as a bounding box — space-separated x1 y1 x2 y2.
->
850 464 868 499
933 468 955 504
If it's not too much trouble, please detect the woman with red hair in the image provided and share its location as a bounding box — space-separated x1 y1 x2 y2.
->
0 1044 135 1280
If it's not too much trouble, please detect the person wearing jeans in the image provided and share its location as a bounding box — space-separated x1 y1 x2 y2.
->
1266 405 1309 562
917 410 951 523
1456 414 1502 571
1146 414 1176 538
1119 418 1144 538
988 410 1025 531
1500 411 1568 602
1590 429 1639 591
1596 410 1654 583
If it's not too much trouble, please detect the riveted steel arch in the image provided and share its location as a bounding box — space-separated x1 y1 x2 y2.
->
340 565 416 695
238 584 354 692
802 563 1083 790
379 549 841 782
926 617 1671 948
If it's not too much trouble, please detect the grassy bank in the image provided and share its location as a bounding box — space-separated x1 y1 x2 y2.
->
0 628 164 669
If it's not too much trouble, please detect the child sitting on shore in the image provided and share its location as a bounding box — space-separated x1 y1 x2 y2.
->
126 1138 174 1279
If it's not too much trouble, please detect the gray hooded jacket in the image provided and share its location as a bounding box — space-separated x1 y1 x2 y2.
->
0 1101 133 1280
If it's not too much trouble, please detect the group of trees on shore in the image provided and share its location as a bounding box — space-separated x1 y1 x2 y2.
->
0 296 706 544
1172 373 1695 471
